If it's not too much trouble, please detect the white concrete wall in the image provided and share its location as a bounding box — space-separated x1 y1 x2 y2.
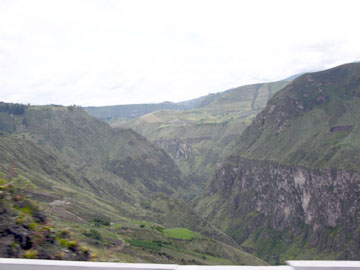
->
0 259 358 270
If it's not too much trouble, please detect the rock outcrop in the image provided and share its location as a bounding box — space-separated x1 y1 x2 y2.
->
197 157 359 263
194 63 360 264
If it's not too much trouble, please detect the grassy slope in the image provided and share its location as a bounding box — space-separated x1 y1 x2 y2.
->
117 81 289 194
51 214 266 265
194 63 360 263
0 104 264 264
236 63 360 169
0 174 266 265
0 106 183 206
0 175 95 260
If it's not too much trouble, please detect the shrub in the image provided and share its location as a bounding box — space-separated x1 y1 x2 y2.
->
58 229 71 238
92 217 110 227
57 238 69 247
83 229 103 241
67 241 78 251
23 249 39 259
151 224 164 233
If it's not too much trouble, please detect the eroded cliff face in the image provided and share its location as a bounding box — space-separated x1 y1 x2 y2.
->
154 139 194 160
196 157 360 264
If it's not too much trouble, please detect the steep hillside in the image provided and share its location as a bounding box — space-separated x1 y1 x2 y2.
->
0 104 184 198
0 104 187 228
0 175 95 260
120 81 289 194
0 174 266 265
194 63 360 264
0 103 265 264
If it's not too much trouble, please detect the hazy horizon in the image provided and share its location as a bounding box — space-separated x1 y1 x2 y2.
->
1 0 360 106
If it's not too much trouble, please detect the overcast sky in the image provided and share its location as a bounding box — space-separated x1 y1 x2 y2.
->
1 0 360 106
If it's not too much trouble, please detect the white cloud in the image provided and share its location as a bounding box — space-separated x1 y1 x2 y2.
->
1 0 360 106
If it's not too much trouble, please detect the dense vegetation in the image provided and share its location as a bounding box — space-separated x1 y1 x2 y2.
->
0 102 26 115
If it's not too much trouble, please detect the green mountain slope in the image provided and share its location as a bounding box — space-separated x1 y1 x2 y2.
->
194 63 360 264
0 104 184 198
236 63 360 169
0 174 267 265
118 81 289 194
0 103 265 264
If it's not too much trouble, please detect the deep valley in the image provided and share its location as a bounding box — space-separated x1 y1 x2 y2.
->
0 63 359 264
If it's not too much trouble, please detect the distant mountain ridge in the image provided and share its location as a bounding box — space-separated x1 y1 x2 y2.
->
84 96 214 121
85 101 188 120
84 73 298 121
